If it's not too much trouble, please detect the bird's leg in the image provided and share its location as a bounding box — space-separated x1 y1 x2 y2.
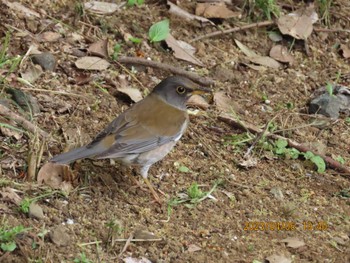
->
127 168 146 191
143 177 161 204
140 165 162 204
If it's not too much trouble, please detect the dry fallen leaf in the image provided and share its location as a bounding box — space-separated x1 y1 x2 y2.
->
266 254 292 263
277 5 318 40
84 1 122 15
187 244 201 252
88 39 109 58
0 122 23 140
165 34 204 66
195 2 241 19
21 64 43 83
188 94 210 110
235 39 280 69
3 0 41 18
49 225 71 247
133 229 160 240
75 56 110 70
238 156 258 168
281 237 305 248
37 32 61 42
74 72 93 85
29 202 45 219
117 87 143 103
123 257 152 263
0 187 22 205
340 44 350 59
167 1 214 25
214 91 240 113
269 45 294 64
37 163 73 193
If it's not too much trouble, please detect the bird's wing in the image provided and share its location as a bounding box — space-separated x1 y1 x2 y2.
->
88 94 188 159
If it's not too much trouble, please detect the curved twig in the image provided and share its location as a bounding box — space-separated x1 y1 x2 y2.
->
0 104 50 139
218 114 350 176
190 20 275 43
116 57 215 86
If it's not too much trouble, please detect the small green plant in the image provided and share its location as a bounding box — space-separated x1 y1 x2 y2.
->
167 180 222 219
127 0 144 6
148 19 170 43
73 253 93 263
285 102 294 109
187 183 206 200
303 151 326 173
225 133 254 148
0 224 30 252
345 117 350 124
325 82 334 96
335 155 345 164
0 32 21 84
19 191 60 214
128 37 142 44
317 0 332 26
274 139 300 159
272 139 326 173
105 219 124 243
74 2 85 17
111 43 122 60
255 0 280 20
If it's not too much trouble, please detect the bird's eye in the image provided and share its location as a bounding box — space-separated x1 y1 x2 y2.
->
176 86 186 94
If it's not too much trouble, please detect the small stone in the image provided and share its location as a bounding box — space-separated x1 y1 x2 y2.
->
270 187 284 201
309 94 341 118
31 52 57 71
212 66 236 82
29 202 45 219
49 225 71 247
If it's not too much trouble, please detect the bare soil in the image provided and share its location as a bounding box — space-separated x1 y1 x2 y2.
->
0 1 349 262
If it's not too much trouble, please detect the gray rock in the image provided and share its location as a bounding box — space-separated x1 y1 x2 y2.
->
29 202 45 219
31 52 57 71
49 225 71 247
309 93 341 118
309 85 350 119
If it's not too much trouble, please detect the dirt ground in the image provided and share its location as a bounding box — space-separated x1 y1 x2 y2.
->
0 0 350 262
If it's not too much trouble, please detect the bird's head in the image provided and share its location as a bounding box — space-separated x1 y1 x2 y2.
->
153 76 212 110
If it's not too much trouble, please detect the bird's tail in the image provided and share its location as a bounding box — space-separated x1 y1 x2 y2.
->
50 146 98 164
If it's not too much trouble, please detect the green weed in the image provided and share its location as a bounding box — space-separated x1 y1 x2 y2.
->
317 0 332 26
0 224 30 252
148 19 170 43
0 32 21 85
111 43 122 60
127 0 144 7
272 139 326 173
255 0 280 20
73 253 93 263
167 180 222 219
19 190 60 214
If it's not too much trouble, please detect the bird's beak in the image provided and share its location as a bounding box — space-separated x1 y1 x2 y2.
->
191 87 212 96
190 87 213 103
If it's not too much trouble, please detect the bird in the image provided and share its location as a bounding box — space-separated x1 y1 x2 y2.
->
50 76 211 202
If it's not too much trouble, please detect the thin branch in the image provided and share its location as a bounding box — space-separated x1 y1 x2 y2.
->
0 104 50 139
190 20 275 43
190 20 350 43
116 57 215 86
218 114 350 176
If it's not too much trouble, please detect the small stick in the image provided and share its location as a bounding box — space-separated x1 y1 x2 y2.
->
314 27 350 33
116 57 215 86
190 20 275 43
119 233 133 257
114 238 162 242
218 114 350 175
0 104 50 139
